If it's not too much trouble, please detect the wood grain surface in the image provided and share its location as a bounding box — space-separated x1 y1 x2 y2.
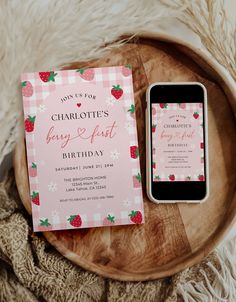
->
14 38 236 281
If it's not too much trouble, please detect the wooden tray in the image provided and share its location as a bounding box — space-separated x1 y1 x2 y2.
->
14 36 236 281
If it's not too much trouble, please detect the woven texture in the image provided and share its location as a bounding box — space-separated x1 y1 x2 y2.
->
0 171 230 302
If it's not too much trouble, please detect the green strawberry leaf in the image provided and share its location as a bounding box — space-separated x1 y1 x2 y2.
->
76 68 86 74
128 104 135 113
107 214 115 223
67 215 77 222
136 148 139 157
31 191 38 198
129 210 138 218
28 115 36 123
135 173 141 182
125 64 132 69
21 81 27 87
40 218 51 226
112 84 122 91
32 162 37 168
48 72 57 82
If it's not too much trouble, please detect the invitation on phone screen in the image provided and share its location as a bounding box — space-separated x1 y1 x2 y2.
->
152 103 205 182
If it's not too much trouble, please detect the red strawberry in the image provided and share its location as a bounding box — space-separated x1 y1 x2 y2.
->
122 64 132 77
39 71 57 82
152 125 156 133
130 146 139 159
38 218 52 231
152 162 156 169
160 103 168 109
169 174 175 181
111 84 123 99
103 214 115 226
133 173 141 188
21 81 33 97
76 68 94 81
198 174 205 181
200 142 204 149
25 115 36 132
129 210 143 224
31 191 40 206
68 214 82 227
127 104 135 118
193 112 199 119
29 162 37 177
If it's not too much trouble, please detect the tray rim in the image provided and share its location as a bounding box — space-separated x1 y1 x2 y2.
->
14 33 236 281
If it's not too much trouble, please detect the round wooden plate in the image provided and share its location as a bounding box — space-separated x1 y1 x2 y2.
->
14 36 236 281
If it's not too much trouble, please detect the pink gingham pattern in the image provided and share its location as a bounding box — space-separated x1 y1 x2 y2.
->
21 66 144 232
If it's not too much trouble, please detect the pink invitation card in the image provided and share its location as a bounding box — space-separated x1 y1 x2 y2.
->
152 103 205 182
21 66 144 231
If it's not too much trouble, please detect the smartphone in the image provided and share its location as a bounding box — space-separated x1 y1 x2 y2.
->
146 82 209 203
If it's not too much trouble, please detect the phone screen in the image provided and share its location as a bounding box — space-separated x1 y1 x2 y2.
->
149 84 207 201
152 102 204 182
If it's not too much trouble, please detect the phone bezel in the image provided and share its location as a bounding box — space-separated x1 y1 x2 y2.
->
146 82 209 203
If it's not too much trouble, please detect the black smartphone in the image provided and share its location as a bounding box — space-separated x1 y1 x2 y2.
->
146 83 209 203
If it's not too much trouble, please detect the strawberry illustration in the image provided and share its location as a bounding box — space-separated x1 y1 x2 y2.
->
68 214 82 227
130 146 139 159
103 214 115 226
38 218 51 231
129 210 143 224
198 174 205 181
21 81 33 97
152 162 156 169
111 84 123 100
133 173 141 188
127 104 135 118
76 68 94 81
39 71 57 82
154 175 160 181
31 191 40 206
193 112 199 119
152 124 156 133
25 115 36 132
178 103 186 109
29 162 37 177
200 142 204 149
160 103 168 109
169 174 175 181
201 156 204 163
122 64 132 77
185 176 191 181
